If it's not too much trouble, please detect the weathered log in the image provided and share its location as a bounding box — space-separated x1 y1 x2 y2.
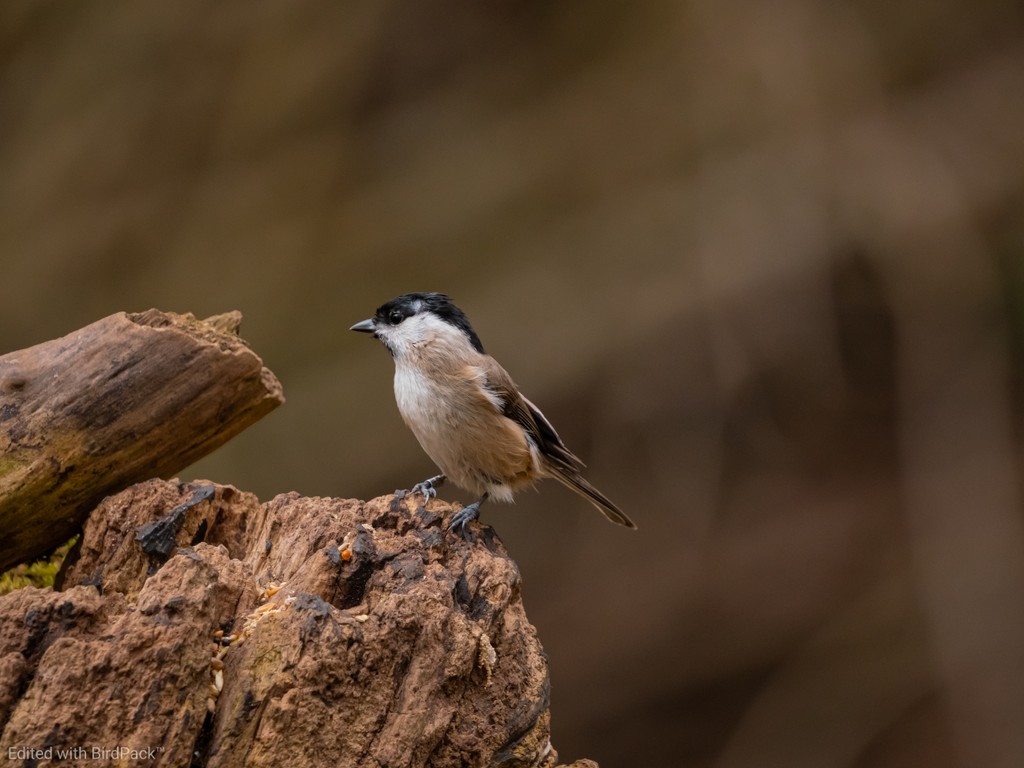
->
0 310 284 572
0 480 596 768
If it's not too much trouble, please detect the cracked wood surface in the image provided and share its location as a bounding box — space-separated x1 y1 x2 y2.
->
0 310 284 571
0 480 593 768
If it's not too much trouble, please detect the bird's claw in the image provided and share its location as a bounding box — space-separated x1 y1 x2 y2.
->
447 502 481 539
411 476 442 503
411 481 436 503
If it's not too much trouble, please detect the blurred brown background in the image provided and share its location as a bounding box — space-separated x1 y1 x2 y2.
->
3 1 1024 766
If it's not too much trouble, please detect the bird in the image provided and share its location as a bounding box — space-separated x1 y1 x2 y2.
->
350 292 637 535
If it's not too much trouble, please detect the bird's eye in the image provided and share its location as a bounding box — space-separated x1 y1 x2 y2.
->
388 310 403 325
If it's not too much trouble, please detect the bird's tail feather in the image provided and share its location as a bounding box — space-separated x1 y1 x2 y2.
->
550 471 637 529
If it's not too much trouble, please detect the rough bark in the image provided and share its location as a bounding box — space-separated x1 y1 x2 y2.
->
0 310 284 572
0 480 595 768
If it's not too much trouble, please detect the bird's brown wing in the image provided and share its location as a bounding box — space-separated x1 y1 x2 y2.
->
475 358 637 529
475 358 585 474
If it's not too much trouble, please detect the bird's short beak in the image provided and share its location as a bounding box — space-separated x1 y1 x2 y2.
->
350 319 376 334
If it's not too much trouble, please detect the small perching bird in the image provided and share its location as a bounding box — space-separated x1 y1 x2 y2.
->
351 292 637 535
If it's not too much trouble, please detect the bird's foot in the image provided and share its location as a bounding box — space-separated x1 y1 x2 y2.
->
447 493 488 539
411 474 446 503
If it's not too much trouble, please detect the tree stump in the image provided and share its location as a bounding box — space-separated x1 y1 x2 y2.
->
0 310 284 572
0 480 597 768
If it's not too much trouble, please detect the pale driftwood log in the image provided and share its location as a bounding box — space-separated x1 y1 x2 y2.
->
0 310 284 572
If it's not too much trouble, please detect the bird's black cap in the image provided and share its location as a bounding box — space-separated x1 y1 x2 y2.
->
375 292 485 353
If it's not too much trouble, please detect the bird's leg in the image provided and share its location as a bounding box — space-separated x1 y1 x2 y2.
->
448 493 489 537
411 474 446 502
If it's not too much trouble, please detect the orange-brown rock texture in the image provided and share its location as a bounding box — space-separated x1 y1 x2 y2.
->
0 480 594 768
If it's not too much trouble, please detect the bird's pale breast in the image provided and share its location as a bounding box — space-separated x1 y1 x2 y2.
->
393 360 536 499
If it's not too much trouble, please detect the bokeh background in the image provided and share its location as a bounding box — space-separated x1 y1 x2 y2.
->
3 1 1024 766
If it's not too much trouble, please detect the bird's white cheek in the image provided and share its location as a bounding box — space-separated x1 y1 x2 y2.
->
376 328 407 357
